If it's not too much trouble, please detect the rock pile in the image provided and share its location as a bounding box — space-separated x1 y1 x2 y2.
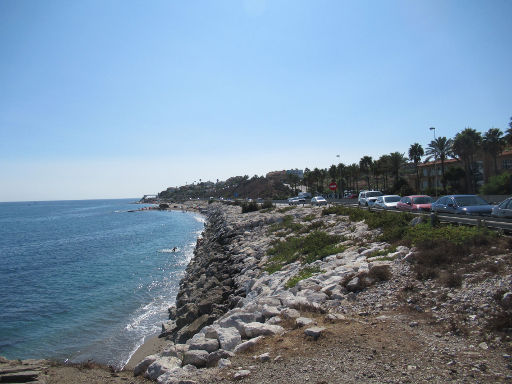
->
135 203 410 383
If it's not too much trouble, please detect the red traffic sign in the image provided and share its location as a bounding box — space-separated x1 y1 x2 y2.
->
329 182 337 191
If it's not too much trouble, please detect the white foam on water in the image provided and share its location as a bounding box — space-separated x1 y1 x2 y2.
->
157 248 180 253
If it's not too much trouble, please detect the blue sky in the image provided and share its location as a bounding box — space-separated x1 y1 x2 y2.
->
1 0 511 201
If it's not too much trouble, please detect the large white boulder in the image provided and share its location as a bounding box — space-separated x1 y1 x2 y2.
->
188 337 219 353
145 356 182 381
182 350 209 368
243 322 285 338
217 327 242 351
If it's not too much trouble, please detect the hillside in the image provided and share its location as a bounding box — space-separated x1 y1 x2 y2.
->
158 175 293 201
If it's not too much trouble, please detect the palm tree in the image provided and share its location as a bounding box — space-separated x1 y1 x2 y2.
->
312 168 322 193
425 136 453 193
319 169 328 193
336 163 346 197
505 116 512 146
482 128 505 176
303 168 312 193
388 152 406 185
452 128 482 193
359 156 373 190
408 143 424 193
347 163 359 192
376 155 391 192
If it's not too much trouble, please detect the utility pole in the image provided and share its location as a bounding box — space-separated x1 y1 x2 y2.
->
429 127 438 198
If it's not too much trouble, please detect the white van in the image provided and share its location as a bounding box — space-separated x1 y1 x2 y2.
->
358 190 383 206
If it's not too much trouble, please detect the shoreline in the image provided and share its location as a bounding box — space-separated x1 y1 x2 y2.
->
15 202 510 383
122 200 209 370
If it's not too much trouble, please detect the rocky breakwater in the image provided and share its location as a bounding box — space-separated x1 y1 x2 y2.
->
133 203 411 383
160 205 243 344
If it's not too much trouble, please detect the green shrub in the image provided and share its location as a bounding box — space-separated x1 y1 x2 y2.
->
366 246 397 259
262 200 274 209
302 214 316 222
322 206 413 242
480 172 512 195
265 230 346 273
404 223 495 249
241 201 259 213
285 266 323 288
267 215 303 234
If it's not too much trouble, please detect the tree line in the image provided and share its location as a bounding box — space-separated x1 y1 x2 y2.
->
298 115 512 197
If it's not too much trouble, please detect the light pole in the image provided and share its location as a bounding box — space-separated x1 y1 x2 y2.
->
336 154 341 199
429 127 438 198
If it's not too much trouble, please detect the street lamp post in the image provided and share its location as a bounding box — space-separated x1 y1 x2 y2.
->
429 127 438 198
336 154 341 199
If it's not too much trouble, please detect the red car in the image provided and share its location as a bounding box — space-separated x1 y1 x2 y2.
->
396 195 433 212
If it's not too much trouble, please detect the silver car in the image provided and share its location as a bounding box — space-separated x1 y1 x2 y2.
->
374 195 401 209
311 196 327 206
491 197 512 218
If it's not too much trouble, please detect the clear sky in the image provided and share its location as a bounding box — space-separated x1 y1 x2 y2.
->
1 0 511 201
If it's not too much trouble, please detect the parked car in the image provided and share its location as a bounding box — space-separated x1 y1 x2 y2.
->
288 197 306 205
373 195 401 209
491 196 512 218
431 195 493 216
396 195 433 212
358 190 383 206
311 196 327 206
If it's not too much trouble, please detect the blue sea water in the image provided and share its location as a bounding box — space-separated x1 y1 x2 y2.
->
0 199 204 368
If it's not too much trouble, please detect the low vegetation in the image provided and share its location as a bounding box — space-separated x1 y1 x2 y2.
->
322 205 504 285
322 206 414 242
267 215 303 234
265 231 346 273
285 266 323 288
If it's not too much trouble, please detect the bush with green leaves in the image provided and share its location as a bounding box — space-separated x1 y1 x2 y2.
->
241 201 259 213
265 230 346 273
285 266 323 288
480 172 512 195
322 206 413 242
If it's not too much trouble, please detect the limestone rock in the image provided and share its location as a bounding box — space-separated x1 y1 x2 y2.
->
217 327 242 351
280 308 301 319
182 350 209 368
188 336 219 353
208 349 234 365
202 325 219 340
233 336 265 353
255 352 271 362
233 370 251 380
266 316 282 325
218 358 232 368
134 354 158 376
160 320 177 338
304 326 326 340
262 305 281 319
145 356 182 380
296 317 315 327
243 322 285 338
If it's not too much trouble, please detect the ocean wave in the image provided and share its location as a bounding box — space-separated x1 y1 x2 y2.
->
157 248 180 254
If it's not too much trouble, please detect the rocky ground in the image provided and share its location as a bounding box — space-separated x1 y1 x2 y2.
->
4 202 511 383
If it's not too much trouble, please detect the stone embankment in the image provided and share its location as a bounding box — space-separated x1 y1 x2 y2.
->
132 203 512 383
133 203 392 381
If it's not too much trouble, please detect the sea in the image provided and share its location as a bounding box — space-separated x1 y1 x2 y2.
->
0 198 204 368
